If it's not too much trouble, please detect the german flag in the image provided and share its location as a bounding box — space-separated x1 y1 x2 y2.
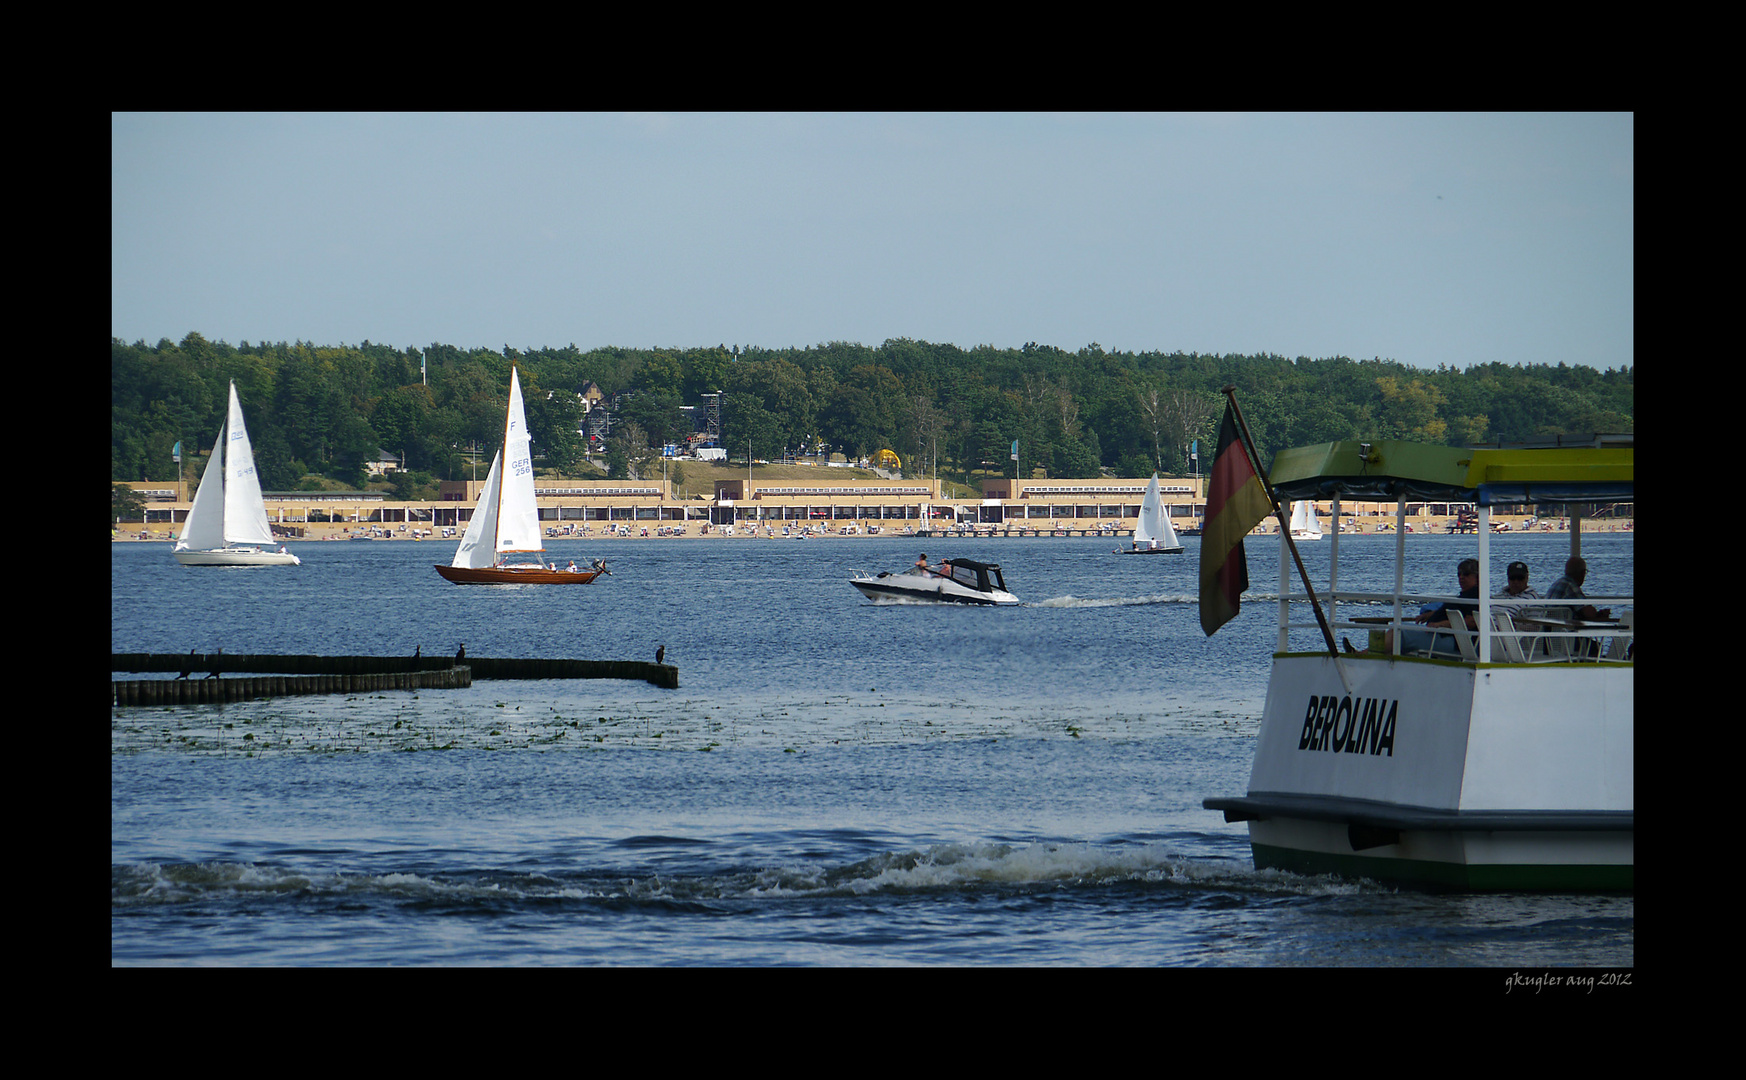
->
1199 399 1273 635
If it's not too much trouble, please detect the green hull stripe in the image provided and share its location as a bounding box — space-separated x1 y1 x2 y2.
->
1251 843 1633 893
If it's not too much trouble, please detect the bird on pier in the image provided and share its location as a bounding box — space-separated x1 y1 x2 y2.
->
655 645 666 664
414 645 421 659
204 647 223 679
456 643 466 663
177 649 195 680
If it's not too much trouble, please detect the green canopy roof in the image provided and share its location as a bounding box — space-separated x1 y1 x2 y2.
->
1267 437 1633 506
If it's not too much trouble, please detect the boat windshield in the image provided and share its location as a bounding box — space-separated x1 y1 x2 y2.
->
939 559 1005 593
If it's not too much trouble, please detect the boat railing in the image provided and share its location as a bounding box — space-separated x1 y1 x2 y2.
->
1277 589 1634 663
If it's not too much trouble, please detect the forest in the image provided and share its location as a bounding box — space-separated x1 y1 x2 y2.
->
112 332 1634 496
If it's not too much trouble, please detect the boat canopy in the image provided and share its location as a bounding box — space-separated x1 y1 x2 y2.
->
1268 435 1633 508
941 557 1008 593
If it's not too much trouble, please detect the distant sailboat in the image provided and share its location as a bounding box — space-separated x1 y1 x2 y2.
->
173 382 299 566
1117 474 1184 554
435 367 605 585
1289 500 1324 541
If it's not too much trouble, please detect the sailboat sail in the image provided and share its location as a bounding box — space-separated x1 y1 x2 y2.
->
179 416 229 552
220 384 277 547
1290 500 1323 539
1134 474 1181 549
450 367 543 570
452 450 504 569
495 368 542 557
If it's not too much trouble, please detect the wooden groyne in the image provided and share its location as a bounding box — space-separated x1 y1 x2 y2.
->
113 667 472 707
112 652 678 707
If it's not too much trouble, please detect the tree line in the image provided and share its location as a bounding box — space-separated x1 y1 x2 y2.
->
112 333 1633 491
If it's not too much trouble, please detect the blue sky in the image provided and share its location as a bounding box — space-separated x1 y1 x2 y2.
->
112 113 1633 371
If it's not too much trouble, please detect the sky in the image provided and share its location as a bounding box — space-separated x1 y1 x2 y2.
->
112 112 1633 371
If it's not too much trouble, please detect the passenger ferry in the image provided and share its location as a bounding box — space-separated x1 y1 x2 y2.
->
1203 436 1632 890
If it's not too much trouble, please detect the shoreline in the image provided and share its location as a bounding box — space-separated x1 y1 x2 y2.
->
114 516 1636 544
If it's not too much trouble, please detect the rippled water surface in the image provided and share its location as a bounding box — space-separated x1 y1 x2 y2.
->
112 532 1633 967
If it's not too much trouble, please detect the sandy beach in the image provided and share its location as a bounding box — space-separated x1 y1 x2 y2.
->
114 511 1633 544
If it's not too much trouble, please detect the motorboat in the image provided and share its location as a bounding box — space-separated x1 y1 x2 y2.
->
850 558 1019 606
1203 436 1633 890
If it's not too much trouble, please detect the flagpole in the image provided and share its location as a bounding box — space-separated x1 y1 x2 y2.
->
1220 387 1341 660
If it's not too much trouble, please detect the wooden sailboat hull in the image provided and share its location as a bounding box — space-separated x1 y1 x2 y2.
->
434 564 601 585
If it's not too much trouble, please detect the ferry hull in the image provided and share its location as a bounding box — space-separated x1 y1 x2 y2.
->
1206 654 1633 891
1247 817 1633 891
435 564 602 585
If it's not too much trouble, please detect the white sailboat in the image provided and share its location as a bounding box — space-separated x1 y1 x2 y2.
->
435 366 604 585
173 382 299 566
1117 474 1183 554
1289 500 1323 541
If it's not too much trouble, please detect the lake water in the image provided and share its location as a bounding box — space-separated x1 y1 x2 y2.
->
111 531 1633 968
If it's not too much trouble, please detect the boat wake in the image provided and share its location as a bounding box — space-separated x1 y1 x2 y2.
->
112 843 1381 909
1034 593 1195 608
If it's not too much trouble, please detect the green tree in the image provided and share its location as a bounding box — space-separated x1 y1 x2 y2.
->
112 483 145 525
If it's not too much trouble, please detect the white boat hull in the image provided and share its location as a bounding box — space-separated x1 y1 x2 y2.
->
173 547 301 566
850 562 1019 606
851 576 1019 606
1207 654 1632 890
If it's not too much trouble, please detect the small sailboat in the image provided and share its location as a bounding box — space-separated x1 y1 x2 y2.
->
435 367 605 585
1289 499 1324 541
173 382 299 566
1116 474 1183 554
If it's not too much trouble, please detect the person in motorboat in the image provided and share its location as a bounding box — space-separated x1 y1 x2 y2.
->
915 553 930 573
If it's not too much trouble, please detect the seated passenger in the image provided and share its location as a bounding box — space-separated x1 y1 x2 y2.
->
1359 558 1479 656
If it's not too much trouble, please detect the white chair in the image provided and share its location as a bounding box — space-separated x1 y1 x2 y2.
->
1538 615 1573 660
1449 624 1478 661
1491 611 1529 663
1605 610 1634 661
1421 623 1478 661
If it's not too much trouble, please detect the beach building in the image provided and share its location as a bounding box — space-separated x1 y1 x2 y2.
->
711 477 946 531
977 476 1201 528
115 472 1629 541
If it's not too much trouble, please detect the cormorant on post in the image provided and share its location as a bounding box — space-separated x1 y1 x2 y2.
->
655 645 665 665
456 643 466 664
177 649 195 680
414 645 421 659
205 647 223 679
